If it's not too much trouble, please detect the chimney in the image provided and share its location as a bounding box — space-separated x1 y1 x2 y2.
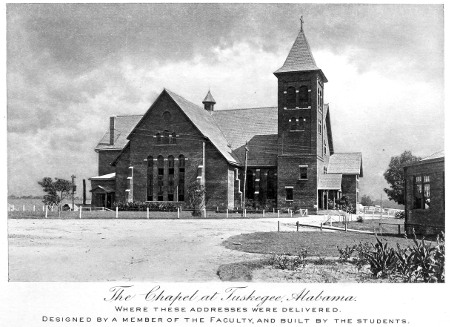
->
202 90 216 112
109 116 116 145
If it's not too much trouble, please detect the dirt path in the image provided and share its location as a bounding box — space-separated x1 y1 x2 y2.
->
8 217 318 282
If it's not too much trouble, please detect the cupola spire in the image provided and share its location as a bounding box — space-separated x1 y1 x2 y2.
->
202 90 216 112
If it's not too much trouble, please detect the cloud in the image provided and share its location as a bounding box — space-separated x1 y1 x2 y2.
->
6 3 444 199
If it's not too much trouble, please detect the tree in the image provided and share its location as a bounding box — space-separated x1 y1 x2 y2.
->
383 151 421 205
186 180 206 216
38 177 73 209
360 194 374 207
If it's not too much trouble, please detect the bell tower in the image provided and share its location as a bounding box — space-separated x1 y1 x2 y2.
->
274 17 328 211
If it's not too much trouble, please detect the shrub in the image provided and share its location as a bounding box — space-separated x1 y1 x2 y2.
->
270 249 308 271
356 216 364 223
364 238 398 278
395 211 405 219
337 244 356 262
113 201 180 212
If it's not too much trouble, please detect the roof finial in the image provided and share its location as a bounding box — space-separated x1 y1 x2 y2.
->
300 15 304 32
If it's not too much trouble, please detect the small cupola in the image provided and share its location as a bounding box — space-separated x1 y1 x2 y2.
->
202 90 216 112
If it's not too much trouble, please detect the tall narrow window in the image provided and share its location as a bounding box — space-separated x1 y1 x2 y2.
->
299 166 308 180
267 170 276 200
324 140 327 154
168 156 174 201
178 155 185 201
246 170 255 200
156 133 161 144
286 187 293 201
299 85 308 106
298 117 306 130
318 120 322 134
147 156 153 201
157 155 164 201
286 86 296 108
289 117 297 131
171 132 177 144
163 130 170 144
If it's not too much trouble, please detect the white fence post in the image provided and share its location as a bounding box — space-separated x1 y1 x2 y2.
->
262 209 265 217
147 207 149 219
33 205 36 212
79 206 82 219
177 207 180 219
277 210 280 218
226 209 229 218
45 206 48 218
290 210 293 217
116 207 119 219
203 208 207 218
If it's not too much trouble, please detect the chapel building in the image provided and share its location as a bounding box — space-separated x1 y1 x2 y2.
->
90 24 363 212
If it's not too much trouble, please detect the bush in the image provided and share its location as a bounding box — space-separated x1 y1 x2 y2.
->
113 201 181 212
356 216 364 223
270 249 308 271
337 244 356 262
395 211 405 219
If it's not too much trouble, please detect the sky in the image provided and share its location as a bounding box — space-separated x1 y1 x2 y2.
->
6 3 445 204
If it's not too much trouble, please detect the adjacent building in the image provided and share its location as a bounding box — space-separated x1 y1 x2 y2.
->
90 24 363 212
404 151 445 235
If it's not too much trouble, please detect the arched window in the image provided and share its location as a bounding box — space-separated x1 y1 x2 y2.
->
168 156 175 201
157 155 164 201
156 133 161 144
289 117 298 131
178 155 185 201
163 130 170 144
147 156 153 201
171 132 177 144
299 117 306 130
299 85 308 106
286 86 296 108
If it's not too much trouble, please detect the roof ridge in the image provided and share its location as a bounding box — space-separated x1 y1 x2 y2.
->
215 106 277 112
115 114 144 117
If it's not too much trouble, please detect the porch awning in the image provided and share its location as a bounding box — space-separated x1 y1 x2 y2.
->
318 174 342 190
89 173 116 180
90 185 115 193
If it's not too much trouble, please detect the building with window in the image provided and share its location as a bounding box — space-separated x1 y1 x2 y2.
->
90 24 363 212
404 151 444 235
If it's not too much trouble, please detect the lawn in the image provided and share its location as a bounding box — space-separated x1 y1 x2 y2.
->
332 218 405 235
223 231 420 257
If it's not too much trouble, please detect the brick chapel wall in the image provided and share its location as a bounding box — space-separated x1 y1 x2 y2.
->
404 159 445 235
124 92 231 207
114 145 130 203
205 142 234 209
98 150 121 176
277 155 318 211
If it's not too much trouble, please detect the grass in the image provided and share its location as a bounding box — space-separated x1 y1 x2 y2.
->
333 218 405 235
222 231 419 257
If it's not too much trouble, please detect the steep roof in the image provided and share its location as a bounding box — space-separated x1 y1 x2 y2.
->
95 115 142 151
89 173 116 180
328 153 363 176
202 90 216 104
274 28 327 82
318 174 342 190
212 107 278 166
421 150 444 161
163 89 239 164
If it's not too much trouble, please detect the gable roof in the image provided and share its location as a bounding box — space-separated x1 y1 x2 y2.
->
95 115 142 151
274 28 328 82
318 174 342 190
212 107 278 165
328 153 363 176
126 89 240 165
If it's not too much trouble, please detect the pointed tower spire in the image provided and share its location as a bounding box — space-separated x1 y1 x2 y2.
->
274 18 327 82
202 90 216 112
